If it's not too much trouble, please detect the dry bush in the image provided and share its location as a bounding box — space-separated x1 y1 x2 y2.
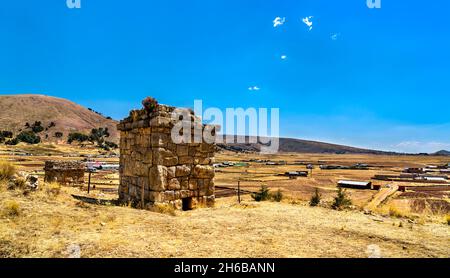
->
309 188 321 207
148 203 176 216
271 189 283 202
445 215 450 225
251 185 270 202
389 205 406 218
0 161 16 181
332 187 352 210
1 200 20 217
44 182 61 197
7 177 26 191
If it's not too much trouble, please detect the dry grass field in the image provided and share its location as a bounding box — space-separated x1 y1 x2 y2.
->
0 143 449 258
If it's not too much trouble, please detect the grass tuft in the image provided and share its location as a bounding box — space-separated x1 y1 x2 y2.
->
271 189 283 202
309 188 321 207
0 161 16 181
389 205 406 218
45 182 61 197
149 203 176 216
251 185 271 202
1 200 21 217
332 187 352 210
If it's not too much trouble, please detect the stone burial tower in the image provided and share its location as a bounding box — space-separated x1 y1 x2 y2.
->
117 98 217 210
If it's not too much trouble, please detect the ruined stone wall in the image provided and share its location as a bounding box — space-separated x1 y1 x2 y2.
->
44 161 85 185
117 104 216 210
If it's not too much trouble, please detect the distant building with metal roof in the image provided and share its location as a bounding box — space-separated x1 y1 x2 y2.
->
337 180 372 189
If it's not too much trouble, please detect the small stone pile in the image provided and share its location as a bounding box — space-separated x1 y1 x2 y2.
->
44 161 85 185
8 172 39 191
117 103 217 210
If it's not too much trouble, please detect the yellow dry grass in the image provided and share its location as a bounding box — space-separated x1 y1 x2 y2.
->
0 185 449 258
0 160 17 181
0 144 449 258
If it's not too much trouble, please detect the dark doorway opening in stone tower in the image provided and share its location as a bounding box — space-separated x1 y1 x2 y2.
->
182 197 193 211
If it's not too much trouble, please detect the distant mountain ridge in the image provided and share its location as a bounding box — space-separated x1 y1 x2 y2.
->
1 94 443 155
433 150 450 156
217 135 395 155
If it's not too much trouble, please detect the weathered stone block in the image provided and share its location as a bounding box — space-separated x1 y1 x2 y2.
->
176 165 191 177
205 195 215 207
180 190 190 199
188 179 198 190
168 178 181 190
177 145 189 156
180 177 189 190
151 133 169 147
193 165 214 179
178 156 194 164
167 166 176 179
164 190 175 201
149 165 167 191
153 148 178 166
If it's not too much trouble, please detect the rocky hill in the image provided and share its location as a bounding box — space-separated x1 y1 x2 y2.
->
0 94 119 143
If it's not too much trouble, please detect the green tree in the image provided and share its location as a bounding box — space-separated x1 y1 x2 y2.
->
251 185 271 202
309 188 321 207
67 132 89 144
16 131 41 144
332 187 352 210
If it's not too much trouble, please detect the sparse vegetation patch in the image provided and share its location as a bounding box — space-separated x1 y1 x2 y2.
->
332 187 352 210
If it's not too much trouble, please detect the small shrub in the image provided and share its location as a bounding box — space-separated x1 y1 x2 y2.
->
1 200 20 217
67 132 89 144
45 182 61 196
332 187 352 210
31 125 44 133
1 131 13 138
16 131 41 144
251 185 270 202
142 97 158 113
388 205 406 218
54 132 64 138
309 188 321 207
150 203 176 216
7 177 26 190
271 189 283 202
0 161 16 181
446 215 450 225
104 141 118 149
5 138 19 145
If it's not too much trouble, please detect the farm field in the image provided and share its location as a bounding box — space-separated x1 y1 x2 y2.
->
0 143 449 258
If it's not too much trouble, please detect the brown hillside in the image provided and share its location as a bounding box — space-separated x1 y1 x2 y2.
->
0 94 118 143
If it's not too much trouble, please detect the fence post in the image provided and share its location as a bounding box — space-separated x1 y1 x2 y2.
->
141 184 145 209
237 181 241 204
87 171 91 194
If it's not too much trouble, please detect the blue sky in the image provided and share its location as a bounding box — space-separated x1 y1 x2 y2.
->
1 0 449 153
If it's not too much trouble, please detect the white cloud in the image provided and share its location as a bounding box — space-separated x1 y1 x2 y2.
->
281 55 287 60
248 86 261 91
302 16 313 31
330 33 340 40
273 17 286 28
